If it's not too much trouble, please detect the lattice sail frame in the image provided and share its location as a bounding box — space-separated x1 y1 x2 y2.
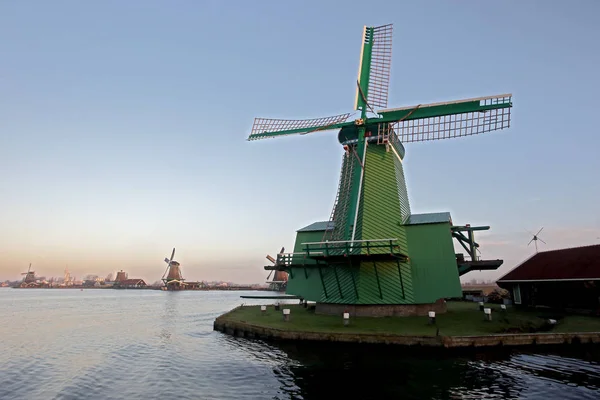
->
367 24 393 109
388 94 512 143
248 113 351 140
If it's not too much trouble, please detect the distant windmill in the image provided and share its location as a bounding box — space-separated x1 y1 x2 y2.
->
162 248 185 290
266 247 288 292
64 267 72 286
21 263 35 283
527 227 546 253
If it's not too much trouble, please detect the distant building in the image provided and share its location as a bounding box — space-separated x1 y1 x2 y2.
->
497 244 600 311
115 279 147 288
183 281 204 289
19 281 39 288
115 270 128 283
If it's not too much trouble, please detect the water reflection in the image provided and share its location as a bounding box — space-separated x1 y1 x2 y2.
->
159 292 180 345
230 338 600 400
1 289 599 400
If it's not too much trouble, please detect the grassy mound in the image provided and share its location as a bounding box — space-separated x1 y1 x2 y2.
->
219 302 600 337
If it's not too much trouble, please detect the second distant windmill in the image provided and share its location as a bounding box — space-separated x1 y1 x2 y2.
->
162 248 185 290
527 227 546 253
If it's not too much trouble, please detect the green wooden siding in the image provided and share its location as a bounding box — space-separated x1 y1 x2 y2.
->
355 260 415 304
393 154 411 222
283 144 461 305
285 220 462 305
318 261 359 304
286 230 324 301
405 223 462 303
360 144 409 253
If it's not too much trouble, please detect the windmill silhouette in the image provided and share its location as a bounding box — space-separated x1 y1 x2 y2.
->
21 263 35 284
162 248 185 290
527 227 546 253
265 247 288 292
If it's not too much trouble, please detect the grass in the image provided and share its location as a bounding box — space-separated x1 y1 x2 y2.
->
219 302 600 337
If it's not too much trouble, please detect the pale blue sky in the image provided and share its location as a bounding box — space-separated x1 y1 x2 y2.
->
1 0 599 283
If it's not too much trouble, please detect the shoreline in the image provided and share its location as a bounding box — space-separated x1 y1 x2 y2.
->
213 304 600 349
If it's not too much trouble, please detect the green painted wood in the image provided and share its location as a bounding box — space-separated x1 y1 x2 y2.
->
355 27 374 113
393 151 411 222
282 143 465 306
285 230 324 302
360 144 408 253
356 260 414 304
405 223 463 303
317 142 417 305
318 263 359 304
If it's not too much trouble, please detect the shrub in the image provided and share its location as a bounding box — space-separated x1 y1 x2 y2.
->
487 288 510 304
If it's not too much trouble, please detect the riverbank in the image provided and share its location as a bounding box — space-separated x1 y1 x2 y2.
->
213 302 600 348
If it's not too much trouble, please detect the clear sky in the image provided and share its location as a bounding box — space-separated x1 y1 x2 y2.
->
1 0 599 284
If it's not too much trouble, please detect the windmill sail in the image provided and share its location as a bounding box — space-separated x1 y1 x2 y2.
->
355 24 393 111
248 113 352 141
378 94 512 143
366 24 393 109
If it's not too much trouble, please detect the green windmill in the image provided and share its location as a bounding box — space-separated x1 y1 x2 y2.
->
249 24 512 316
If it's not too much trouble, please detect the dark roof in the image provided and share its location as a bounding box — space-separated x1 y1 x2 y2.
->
297 221 334 232
497 244 600 282
118 279 146 285
404 212 452 225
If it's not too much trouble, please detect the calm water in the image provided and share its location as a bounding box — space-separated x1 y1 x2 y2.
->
1 289 599 400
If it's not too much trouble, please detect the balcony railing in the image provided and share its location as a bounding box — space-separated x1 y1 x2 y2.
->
274 238 406 266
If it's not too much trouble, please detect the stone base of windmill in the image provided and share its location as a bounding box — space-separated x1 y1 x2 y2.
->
315 298 447 317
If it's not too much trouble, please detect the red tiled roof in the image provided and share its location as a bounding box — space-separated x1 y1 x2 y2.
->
497 244 600 282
